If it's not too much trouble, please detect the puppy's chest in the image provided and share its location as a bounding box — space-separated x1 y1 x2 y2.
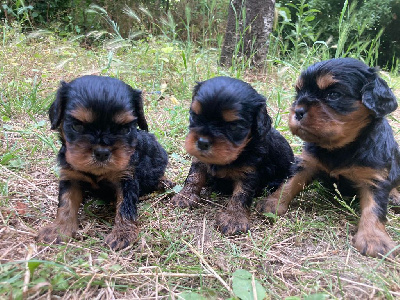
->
304 143 389 186
307 158 388 187
207 165 254 180
60 168 131 189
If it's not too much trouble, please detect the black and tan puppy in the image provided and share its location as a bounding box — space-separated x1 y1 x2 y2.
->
171 76 294 235
37 75 171 250
256 58 400 257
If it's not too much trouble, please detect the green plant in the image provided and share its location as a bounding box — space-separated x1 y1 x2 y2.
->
277 0 399 68
269 0 329 74
281 0 321 61
1 0 35 28
231 269 266 300
0 77 51 117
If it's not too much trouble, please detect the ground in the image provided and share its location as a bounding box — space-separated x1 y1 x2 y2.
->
0 33 400 299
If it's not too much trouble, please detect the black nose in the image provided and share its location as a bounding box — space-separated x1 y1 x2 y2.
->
197 137 211 151
93 147 111 162
295 107 306 121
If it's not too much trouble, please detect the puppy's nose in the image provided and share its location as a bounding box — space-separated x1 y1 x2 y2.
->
93 147 111 162
197 137 211 151
295 107 306 121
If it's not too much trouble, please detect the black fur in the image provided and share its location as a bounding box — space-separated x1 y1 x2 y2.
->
49 75 148 131
191 77 293 193
298 58 400 206
171 76 294 235
38 75 169 250
297 58 397 117
258 58 400 257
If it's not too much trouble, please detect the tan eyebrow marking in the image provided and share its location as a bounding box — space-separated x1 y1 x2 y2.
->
191 100 202 114
316 73 337 90
113 110 136 124
70 107 95 123
222 109 240 122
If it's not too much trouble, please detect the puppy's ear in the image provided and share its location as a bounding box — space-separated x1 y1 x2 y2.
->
131 89 148 131
255 105 272 136
361 76 398 118
49 81 68 130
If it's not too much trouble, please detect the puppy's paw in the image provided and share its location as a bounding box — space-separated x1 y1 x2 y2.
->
170 192 200 208
216 210 250 235
105 222 139 250
255 197 289 216
352 229 398 258
36 223 77 244
389 189 400 214
157 176 176 191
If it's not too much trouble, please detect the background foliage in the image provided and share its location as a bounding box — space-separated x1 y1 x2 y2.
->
278 0 400 68
1 0 399 69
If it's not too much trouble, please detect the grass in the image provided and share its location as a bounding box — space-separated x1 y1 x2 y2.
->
1 24 400 300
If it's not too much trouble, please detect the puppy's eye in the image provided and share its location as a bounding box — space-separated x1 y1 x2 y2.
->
189 113 197 124
72 124 84 133
120 127 131 135
327 92 341 100
229 123 239 131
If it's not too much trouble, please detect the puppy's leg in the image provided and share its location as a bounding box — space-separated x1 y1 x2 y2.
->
216 179 255 235
170 159 207 208
37 181 83 243
256 168 314 216
105 178 140 250
352 186 398 257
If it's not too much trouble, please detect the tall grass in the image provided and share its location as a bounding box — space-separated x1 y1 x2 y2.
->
79 0 388 80
334 0 383 66
268 0 384 73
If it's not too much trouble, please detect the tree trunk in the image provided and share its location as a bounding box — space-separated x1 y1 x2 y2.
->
220 0 275 68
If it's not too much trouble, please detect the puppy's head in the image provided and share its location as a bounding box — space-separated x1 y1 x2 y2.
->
185 76 271 165
49 75 148 175
290 58 397 149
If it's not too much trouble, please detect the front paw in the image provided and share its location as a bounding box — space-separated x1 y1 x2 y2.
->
36 223 77 244
352 230 398 258
157 177 176 191
215 210 250 235
170 192 200 208
105 222 139 250
256 197 289 216
389 190 400 214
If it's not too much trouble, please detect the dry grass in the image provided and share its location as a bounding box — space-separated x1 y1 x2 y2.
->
1 32 400 300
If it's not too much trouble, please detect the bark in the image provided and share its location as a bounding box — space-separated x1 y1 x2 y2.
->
220 0 275 68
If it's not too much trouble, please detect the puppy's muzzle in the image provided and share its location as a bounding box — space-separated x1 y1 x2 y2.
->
294 107 307 121
93 147 111 162
197 137 211 151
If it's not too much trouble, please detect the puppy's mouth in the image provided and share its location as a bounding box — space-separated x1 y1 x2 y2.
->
289 110 318 141
289 102 372 149
290 111 336 145
184 131 250 165
92 158 111 168
292 126 323 144
65 142 134 175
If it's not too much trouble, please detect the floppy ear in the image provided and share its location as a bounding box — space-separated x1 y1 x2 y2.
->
131 89 148 131
361 77 398 118
49 81 68 130
255 105 272 136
